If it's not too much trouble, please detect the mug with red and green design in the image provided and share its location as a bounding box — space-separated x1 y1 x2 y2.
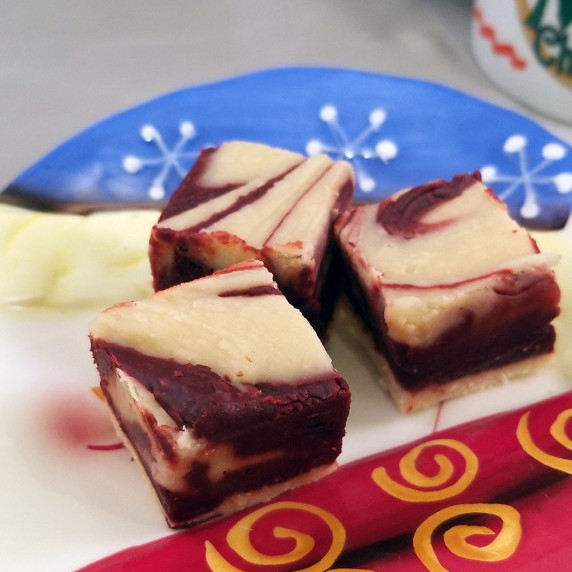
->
472 0 572 124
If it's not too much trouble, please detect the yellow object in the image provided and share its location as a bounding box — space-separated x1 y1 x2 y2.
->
0 204 158 308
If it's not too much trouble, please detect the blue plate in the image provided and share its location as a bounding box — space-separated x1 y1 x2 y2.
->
2 68 572 572
3 66 572 228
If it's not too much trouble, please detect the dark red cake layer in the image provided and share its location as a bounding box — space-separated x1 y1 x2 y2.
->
102 386 348 528
153 436 342 527
342 263 560 391
217 284 282 297
150 227 213 288
110 399 347 528
91 342 349 451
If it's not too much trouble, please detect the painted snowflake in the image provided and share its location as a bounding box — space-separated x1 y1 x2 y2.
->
482 134 572 228
306 105 398 193
122 121 200 200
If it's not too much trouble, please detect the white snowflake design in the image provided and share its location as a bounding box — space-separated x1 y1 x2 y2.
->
122 121 199 200
481 134 572 220
306 105 398 193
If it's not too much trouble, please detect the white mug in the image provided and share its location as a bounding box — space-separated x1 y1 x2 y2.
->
471 0 572 124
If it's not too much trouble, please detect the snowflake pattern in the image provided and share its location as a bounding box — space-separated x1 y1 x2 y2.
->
306 105 398 193
122 121 199 200
481 134 572 221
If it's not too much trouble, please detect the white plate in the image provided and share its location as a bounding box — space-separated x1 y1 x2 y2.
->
1 67 571 571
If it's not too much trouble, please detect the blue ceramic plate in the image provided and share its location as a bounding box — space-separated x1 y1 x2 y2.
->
1 68 571 572
3 66 572 229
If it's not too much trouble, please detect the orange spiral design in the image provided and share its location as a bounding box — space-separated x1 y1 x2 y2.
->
517 408 572 473
204 500 372 572
413 503 522 572
371 439 479 502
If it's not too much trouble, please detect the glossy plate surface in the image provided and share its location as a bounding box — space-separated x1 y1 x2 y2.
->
1 67 571 571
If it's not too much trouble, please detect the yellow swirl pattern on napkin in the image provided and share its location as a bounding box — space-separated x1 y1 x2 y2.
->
413 503 521 572
517 408 572 473
371 439 479 502
204 501 371 572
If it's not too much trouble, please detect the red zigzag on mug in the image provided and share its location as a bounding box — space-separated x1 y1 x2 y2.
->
473 6 528 70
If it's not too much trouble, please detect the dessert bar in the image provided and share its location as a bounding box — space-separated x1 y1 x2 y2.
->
334 172 561 412
90 259 350 527
149 141 354 334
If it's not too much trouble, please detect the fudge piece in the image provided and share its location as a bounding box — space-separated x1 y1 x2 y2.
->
89 259 350 527
149 141 354 334
334 172 560 412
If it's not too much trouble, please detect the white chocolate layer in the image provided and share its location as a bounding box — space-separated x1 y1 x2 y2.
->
341 181 543 287
156 141 307 235
90 260 334 384
382 256 557 346
155 141 354 274
197 140 302 188
335 177 559 348
207 154 333 249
